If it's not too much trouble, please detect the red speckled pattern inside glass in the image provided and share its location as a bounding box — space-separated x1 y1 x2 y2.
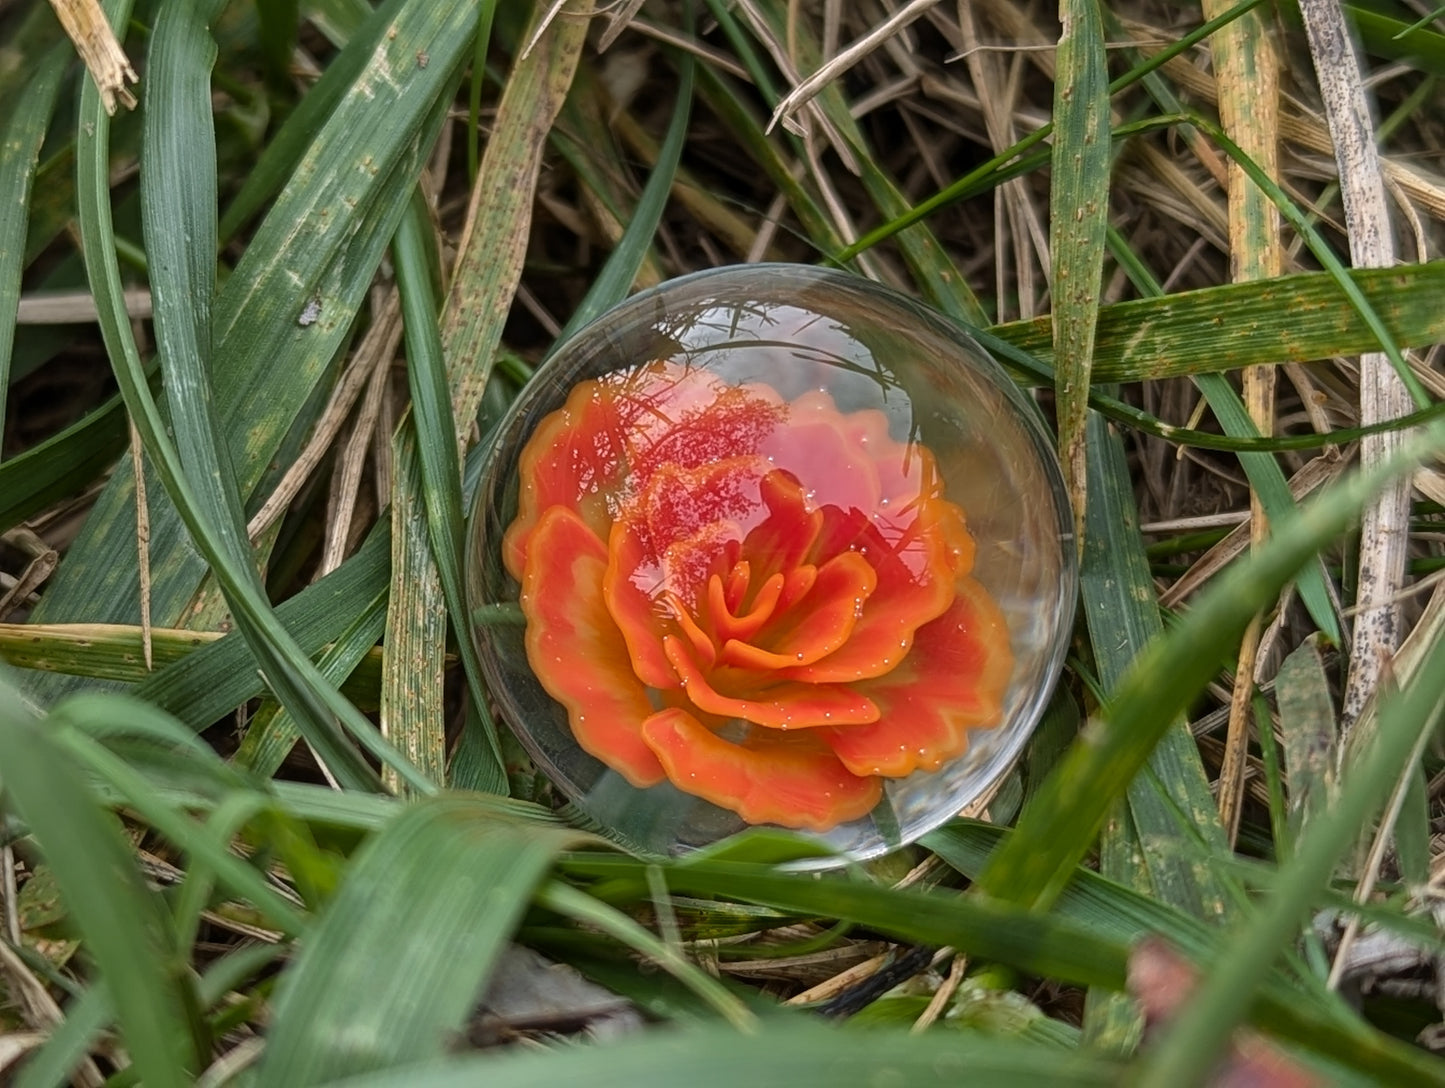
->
501 360 1013 832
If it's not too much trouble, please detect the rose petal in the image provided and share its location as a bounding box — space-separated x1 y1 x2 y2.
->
503 365 783 580
606 457 774 686
662 635 879 728
640 707 881 830
503 380 628 579
758 413 881 516
722 561 752 612
707 567 786 645
737 471 823 585
660 521 745 614
819 574 1013 778
663 590 717 669
783 498 963 683
641 458 768 567
520 506 665 786
719 550 876 670
602 518 682 690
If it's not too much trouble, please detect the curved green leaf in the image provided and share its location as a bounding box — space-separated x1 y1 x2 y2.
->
259 798 583 1084
0 676 200 1085
327 1021 1122 1087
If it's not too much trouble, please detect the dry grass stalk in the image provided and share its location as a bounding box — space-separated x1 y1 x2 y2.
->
1126 23 1445 228
766 0 944 134
15 288 151 324
320 330 394 579
246 292 403 544
911 950 965 1032
1297 0 1413 745
597 0 648 50
46 0 137 113
1162 453 1347 608
783 951 891 1004
1202 0 1283 844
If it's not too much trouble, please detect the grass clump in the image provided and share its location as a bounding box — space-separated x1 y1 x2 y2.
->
2 0 1445 1084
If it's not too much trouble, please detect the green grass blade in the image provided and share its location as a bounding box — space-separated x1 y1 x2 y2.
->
930 822 1217 949
926 820 1443 1082
1185 112 1430 407
660 862 1128 990
324 1021 1123 1088
141 0 244 561
1195 372 1342 641
234 580 389 777
536 880 757 1032
974 417 1445 911
303 0 372 43
196 942 287 1010
465 3 497 183
552 38 694 345
827 0 1272 265
993 265 1445 389
1274 638 1335 852
1050 0 1111 544
973 315 1445 455
730 0 987 323
1101 226 1343 651
1080 411 1230 921
0 676 200 1085
383 0 590 792
12 981 112 1088
548 67 668 289
0 38 70 429
1345 3 1445 73
392 193 505 785
262 779 551 834
78 0 425 793
1138 624 1445 1083
26 0 481 695
219 0 391 242
45 704 307 935
131 522 389 729
0 388 130 533
255 0 301 87
380 467 456 785
258 798 581 1083
694 66 843 256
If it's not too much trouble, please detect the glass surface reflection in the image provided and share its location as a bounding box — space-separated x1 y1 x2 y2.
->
469 266 1074 860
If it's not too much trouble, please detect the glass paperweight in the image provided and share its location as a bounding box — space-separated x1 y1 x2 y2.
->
467 265 1075 860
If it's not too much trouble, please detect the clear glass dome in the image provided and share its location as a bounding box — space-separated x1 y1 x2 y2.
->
467 265 1075 860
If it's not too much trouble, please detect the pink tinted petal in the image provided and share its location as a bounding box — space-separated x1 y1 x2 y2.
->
772 565 819 617
820 575 1013 778
640 708 881 831
758 417 880 516
723 561 752 611
503 367 783 579
520 507 664 787
719 551 876 670
637 458 769 559
663 636 879 729
624 371 787 482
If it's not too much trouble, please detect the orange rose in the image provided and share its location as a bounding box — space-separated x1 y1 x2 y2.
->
502 362 1012 831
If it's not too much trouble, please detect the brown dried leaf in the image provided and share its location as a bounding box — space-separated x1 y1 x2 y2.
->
46 0 137 114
